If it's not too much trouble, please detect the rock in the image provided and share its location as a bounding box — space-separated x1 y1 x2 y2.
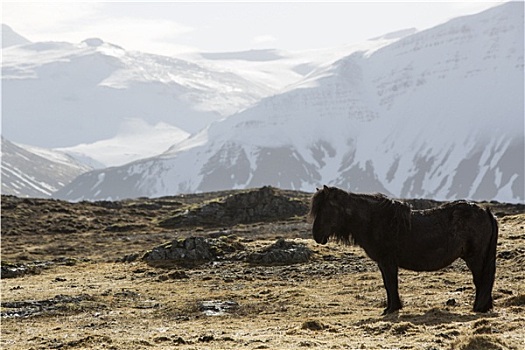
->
1 263 41 278
157 271 189 281
1 294 93 318
1 258 80 278
301 320 326 331
119 253 140 263
143 236 244 267
153 336 171 343
446 298 457 306
198 335 215 342
245 238 313 265
158 186 308 228
199 300 239 316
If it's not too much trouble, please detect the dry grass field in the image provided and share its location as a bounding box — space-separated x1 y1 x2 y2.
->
1 188 524 349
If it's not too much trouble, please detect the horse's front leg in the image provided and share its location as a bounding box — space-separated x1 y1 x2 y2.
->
378 262 402 315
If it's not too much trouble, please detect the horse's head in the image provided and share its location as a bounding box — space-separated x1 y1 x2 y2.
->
309 186 351 245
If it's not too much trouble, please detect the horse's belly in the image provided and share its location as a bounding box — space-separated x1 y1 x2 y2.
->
398 237 462 272
399 254 458 272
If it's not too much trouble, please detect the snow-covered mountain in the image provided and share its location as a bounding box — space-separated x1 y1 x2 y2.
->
56 118 190 167
1 138 93 198
2 22 406 169
2 24 30 47
55 2 524 203
1 35 274 149
2 27 380 167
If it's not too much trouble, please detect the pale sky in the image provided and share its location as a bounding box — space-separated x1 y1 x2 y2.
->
2 1 507 56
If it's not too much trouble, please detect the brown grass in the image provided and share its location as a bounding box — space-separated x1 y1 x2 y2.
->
1 195 524 349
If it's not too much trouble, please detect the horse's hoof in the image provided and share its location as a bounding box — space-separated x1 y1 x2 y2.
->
473 301 493 313
382 308 400 316
473 306 492 313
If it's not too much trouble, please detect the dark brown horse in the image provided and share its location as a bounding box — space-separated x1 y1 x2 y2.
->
309 186 498 315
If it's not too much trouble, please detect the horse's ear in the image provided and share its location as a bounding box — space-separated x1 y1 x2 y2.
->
323 185 329 190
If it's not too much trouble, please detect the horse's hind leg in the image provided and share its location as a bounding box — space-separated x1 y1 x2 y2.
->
378 263 402 315
464 218 497 313
464 255 495 312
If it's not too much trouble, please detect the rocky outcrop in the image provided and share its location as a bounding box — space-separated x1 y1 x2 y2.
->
158 186 308 228
245 238 313 265
142 236 313 267
142 236 244 267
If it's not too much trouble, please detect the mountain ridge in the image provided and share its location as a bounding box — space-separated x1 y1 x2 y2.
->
54 2 524 203
1 138 93 198
2 3 523 202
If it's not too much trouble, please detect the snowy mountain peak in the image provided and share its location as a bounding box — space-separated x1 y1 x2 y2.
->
81 37 105 47
2 24 31 47
2 29 277 148
370 28 418 41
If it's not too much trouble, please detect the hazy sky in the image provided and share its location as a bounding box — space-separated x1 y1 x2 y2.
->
2 1 506 55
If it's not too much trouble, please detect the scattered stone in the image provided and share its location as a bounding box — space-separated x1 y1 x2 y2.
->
497 250 515 260
298 340 321 347
1 294 94 318
245 238 313 265
1 258 81 279
198 335 215 342
158 271 189 281
153 336 171 343
119 253 140 263
143 236 244 267
301 320 326 331
1 262 42 278
199 300 239 316
446 298 457 306
173 336 187 345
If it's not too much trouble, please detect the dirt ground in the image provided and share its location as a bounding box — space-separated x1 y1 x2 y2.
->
1 190 524 349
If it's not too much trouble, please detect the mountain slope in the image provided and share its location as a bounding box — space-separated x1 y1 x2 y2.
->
1 37 273 148
56 2 524 203
2 24 31 47
56 118 190 167
1 138 92 198
2 26 405 166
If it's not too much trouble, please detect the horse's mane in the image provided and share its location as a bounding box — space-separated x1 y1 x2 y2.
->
309 187 412 245
308 189 325 222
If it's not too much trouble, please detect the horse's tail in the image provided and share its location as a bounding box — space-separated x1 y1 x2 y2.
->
483 208 498 277
476 208 498 312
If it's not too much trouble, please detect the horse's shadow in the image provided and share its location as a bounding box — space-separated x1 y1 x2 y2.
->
357 308 498 327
